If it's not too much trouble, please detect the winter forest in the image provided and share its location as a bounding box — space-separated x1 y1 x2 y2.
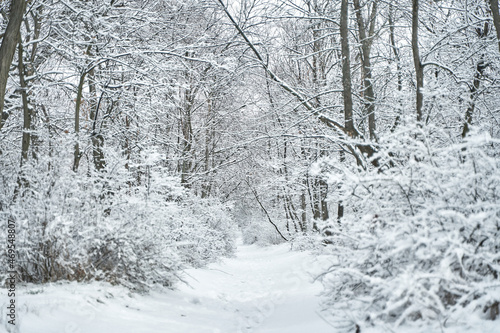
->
0 0 499 332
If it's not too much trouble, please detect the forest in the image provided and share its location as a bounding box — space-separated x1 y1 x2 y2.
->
0 0 499 331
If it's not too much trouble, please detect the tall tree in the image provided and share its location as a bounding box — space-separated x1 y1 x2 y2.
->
490 0 500 52
0 0 26 128
353 0 377 140
411 0 424 122
340 0 355 136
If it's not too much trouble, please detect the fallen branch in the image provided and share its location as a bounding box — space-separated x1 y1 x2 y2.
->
245 180 289 242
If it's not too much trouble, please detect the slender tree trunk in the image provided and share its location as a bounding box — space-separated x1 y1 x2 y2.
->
73 45 95 172
462 23 489 138
180 120 192 186
490 0 500 53
462 59 486 138
202 96 213 198
311 20 324 108
180 90 194 187
0 0 25 123
340 0 355 136
353 0 377 140
337 150 345 223
389 3 403 132
336 0 353 225
312 184 321 221
88 65 105 171
73 71 87 172
319 178 329 220
19 38 32 163
25 7 42 160
306 177 318 231
284 195 299 233
389 6 402 93
300 180 307 232
411 0 424 123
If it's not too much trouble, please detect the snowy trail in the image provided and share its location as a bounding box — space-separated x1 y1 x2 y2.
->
176 239 333 333
4 240 334 333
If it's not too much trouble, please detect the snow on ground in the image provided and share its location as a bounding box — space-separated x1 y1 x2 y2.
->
1 239 334 333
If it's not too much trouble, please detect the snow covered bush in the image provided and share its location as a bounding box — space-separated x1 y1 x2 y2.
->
0 149 236 290
170 196 236 267
290 234 323 251
319 125 500 331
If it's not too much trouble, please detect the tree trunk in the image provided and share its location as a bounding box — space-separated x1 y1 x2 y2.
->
0 0 25 122
300 182 307 232
202 95 214 198
353 0 377 140
340 0 355 136
337 150 345 223
88 65 105 171
336 0 353 225
490 0 500 53
389 3 403 132
19 38 32 163
462 23 489 138
319 178 329 220
462 59 486 138
180 90 194 187
411 0 424 123
73 71 87 172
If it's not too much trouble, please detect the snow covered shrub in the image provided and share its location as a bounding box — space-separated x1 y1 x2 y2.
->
84 183 185 289
0 151 236 290
290 234 323 251
319 126 500 331
170 196 236 267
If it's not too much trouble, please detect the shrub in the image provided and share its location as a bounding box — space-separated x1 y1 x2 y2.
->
319 126 500 330
1 154 236 290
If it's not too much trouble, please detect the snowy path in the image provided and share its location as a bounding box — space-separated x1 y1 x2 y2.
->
4 240 334 333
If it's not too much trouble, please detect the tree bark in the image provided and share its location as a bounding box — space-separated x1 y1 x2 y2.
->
462 23 489 138
300 185 307 232
353 0 377 140
18 38 32 163
319 178 329 220
462 59 486 138
202 95 214 198
490 0 500 53
411 0 424 123
340 0 355 136
88 65 105 171
0 0 26 124
337 150 345 223
73 71 87 172
389 3 403 132
180 87 195 187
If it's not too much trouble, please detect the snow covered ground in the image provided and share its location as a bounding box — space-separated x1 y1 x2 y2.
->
3 239 497 333
1 239 334 333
